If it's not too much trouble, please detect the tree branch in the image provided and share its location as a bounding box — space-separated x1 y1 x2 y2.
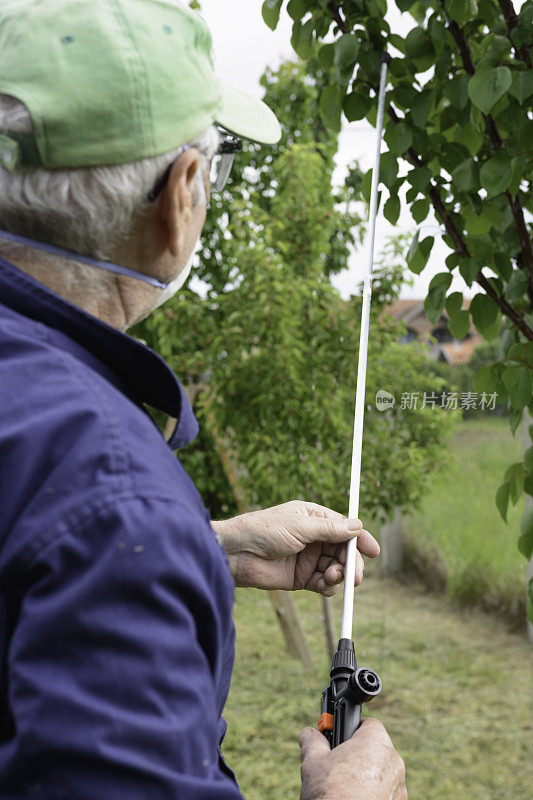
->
428 187 533 340
440 1 533 303
498 0 532 67
327 1 348 34
324 1 533 339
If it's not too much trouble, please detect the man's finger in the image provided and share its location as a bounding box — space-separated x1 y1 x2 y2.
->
317 576 341 597
298 501 346 521
295 515 362 545
355 551 364 586
298 727 331 761
357 529 380 558
324 562 343 586
347 718 392 748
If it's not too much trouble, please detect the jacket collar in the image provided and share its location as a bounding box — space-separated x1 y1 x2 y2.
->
0 256 198 450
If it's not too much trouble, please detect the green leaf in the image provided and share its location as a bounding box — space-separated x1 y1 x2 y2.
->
407 230 420 266
448 309 470 340
509 70 533 105
389 33 406 53
291 19 314 59
429 19 448 52
395 0 414 11
361 168 373 204
262 0 283 31
411 198 429 224
468 67 512 115
519 506 533 559
478 34 511 68
506 343 533 366
429 272 453 291
502 365 533 410
424 297 444 326
506 270 528 304
287 0 306 21
492 253 512 282
446 252 461 270
480 155 512 199
408 166 432 193
318 43 335 69
470 293 498 332
405 186 418 204
384 194 401 225
425 278 453 324
344 92 371 121
407 233 434 275
445 291 463 316
405 26 434 60
509 155 526 197
495 481 510 522
463 200 502 235
452 158 479 193
518 119 533 149
335 34 360 70
385 123 414 156
443 75 470 109
319 85 343 132
473 364 498 394
527 578 533 624
445 0 478 28
380 152 398 186
481 313 501 341
524 446 533 475
457 122 484 156
509 465 525 504
468 234 492 262
411 90 433 128
459 258 480 286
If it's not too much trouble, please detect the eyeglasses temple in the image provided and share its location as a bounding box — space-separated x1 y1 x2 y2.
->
212 152 235 192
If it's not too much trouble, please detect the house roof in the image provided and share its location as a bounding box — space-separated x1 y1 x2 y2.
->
440 338 481 365
382 297 484 365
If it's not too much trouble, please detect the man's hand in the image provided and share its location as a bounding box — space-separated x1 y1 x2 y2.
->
299 719 407 800
212 500 379 594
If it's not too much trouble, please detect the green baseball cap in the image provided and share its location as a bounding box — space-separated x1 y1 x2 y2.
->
0 0 282 172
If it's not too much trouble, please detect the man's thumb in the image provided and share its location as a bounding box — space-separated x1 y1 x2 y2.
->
298 727 330 761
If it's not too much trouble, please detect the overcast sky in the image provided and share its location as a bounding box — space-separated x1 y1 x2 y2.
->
196 1 518 300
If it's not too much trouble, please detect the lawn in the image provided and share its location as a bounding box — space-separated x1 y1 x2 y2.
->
404 416 527 622
222 577 532 800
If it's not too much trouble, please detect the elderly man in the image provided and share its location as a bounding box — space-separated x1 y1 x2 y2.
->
0 1 407 799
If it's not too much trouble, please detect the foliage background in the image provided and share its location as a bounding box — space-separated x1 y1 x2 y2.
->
260 0 533 613
133 58 454 524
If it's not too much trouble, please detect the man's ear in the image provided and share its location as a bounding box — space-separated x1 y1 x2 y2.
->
160 148 201 257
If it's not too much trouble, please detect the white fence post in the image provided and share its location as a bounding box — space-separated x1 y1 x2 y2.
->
381 506 403 575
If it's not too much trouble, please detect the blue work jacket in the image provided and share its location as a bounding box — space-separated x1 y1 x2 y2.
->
0 257 243 799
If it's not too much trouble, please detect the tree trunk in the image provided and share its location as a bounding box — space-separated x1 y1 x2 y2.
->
523 410 533 644
203 405 313 667
322 596 336 661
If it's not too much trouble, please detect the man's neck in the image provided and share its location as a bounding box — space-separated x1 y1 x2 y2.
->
5 249 157 331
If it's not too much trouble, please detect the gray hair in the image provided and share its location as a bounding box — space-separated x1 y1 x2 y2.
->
0 93 220 264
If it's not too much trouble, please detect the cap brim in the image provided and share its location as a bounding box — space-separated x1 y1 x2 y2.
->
216 82 282 145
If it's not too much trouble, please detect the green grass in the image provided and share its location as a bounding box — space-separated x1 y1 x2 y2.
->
404 417 527 622
222 579 533 800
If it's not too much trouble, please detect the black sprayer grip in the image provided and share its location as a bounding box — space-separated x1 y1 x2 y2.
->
332 695 362 747
380 52 392 65
319 640 382 748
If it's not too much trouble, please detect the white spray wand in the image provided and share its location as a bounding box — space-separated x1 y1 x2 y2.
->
319 53 391 748
341 53 391 641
